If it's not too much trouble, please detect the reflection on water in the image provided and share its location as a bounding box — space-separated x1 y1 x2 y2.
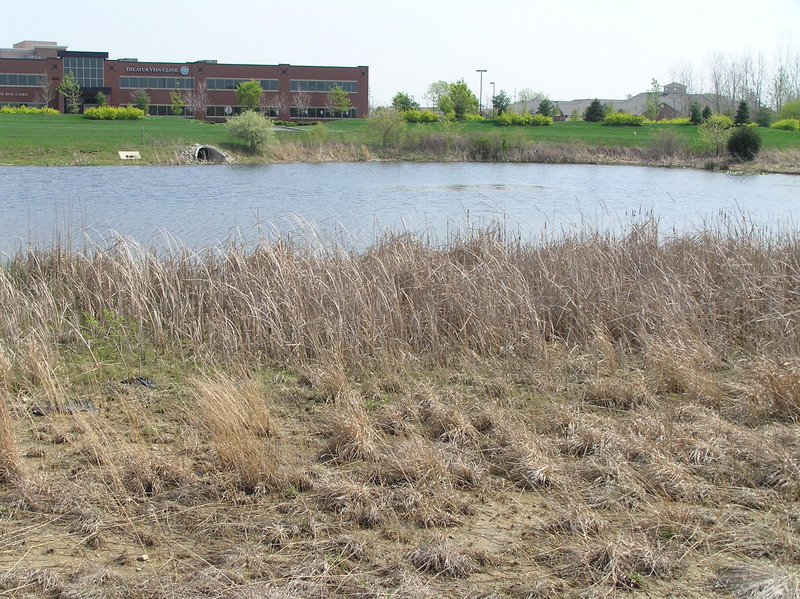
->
0 162 798 255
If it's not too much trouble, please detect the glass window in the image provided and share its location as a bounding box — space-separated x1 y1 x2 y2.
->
290 80 357 93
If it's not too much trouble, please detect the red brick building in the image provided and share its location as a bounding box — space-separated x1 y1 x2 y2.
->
0 41 369 121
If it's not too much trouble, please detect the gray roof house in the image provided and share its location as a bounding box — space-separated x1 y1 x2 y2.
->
513 83 721 121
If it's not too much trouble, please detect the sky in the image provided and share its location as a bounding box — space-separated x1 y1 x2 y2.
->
3 0 798 107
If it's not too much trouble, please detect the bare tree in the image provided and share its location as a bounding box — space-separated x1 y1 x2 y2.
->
292 90 312 120
33 74 58 108
182 79 209 119
264 92 289 120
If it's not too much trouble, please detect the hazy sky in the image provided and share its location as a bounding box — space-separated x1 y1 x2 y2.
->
4 0 798 107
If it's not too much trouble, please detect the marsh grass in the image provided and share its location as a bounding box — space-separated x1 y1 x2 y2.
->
2 220 800 598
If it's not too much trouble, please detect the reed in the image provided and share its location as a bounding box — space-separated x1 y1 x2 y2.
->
2 220 800 598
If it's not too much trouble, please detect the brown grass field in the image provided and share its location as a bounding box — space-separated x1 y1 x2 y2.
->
1 219 799 598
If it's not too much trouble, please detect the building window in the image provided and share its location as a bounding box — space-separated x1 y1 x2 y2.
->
63 57 104 88
0 73 47 87
147 104 193 116
290 80 357 93
206 105 279 118
206 78 279 91
120 77 194 90
290 106 357 119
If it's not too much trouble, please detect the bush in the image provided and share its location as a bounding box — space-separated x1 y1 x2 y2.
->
84 106 145 120
530 114 553 126
464 113 485 121
225 110 275 151
495 110 531 126
603 112 644 126
705 114 734 129
403 109 440 123
771 118 800 131
727 126 762 161
0 106 59 115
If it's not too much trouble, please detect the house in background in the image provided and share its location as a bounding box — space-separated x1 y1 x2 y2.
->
514 82 721 121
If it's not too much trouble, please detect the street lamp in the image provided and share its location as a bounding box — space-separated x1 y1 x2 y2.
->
476 69 487 115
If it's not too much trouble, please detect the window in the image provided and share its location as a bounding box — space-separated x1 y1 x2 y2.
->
206 78 278 91
206 105 279 118
63 57 104 88
0 73 46 87
147 104 193 116
290 80 358 93
290 106 357 119
120 77 194 90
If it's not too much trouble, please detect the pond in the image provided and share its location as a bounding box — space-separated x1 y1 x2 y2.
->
1 162 798 255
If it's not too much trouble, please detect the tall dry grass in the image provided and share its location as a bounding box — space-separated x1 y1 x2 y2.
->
3 218 800 379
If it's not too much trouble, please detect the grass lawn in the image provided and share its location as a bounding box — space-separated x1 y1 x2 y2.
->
1 113 798 165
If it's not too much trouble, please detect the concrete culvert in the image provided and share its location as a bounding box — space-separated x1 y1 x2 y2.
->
194 145 227 163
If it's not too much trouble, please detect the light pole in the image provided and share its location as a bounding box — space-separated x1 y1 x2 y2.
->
476 69 487 116
489 81 495 115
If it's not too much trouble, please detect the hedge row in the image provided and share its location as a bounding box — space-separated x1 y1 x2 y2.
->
84 106 145 120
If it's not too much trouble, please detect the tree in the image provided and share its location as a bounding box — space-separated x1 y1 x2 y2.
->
702 105 713 121
583 99 605 122
225 110 275 151
518 88 546 103
391 92 419 112
645 78 662 120
734 100 750 125
292 90 312 119
492 90 511 116
57 72 82 114
182 80 209 119
424 80 450 110
169 91 184 116
689 101 703 124
727 126 761 161
33 72 58 108
446 79 479 120
131 89 151 113
537 97 554 117
235 80 263 111
95 91 107 107
366 106 406 148
325 85 352 118
777 99 800 120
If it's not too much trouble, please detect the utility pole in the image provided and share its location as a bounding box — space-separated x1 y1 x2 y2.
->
476 69 487 115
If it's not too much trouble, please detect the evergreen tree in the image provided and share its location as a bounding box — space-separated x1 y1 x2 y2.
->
537 97 554 117
734 101 750 125
583 99 605 122
702 105 712 121
689 101 702 125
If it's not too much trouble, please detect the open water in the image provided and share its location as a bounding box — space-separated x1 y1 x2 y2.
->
1 162 798 255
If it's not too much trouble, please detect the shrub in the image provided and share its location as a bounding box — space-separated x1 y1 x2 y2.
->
603 112 644 126
727 126 762 161
530 114 553 126
0 106 59 115
496 111 525 126
464 113 485 121
84 106 145 120
403 109 440 123
705 114 734 129
226 110 275 151
771 118 800 131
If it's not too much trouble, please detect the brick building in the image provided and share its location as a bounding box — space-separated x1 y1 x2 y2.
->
0 40 369 121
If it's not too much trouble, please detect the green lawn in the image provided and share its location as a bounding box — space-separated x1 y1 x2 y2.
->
1 113 798 165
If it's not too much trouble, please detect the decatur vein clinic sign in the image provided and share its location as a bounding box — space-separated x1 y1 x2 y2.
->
125 66 191 75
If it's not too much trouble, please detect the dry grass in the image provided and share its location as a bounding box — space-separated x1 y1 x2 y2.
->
2 221 800 597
